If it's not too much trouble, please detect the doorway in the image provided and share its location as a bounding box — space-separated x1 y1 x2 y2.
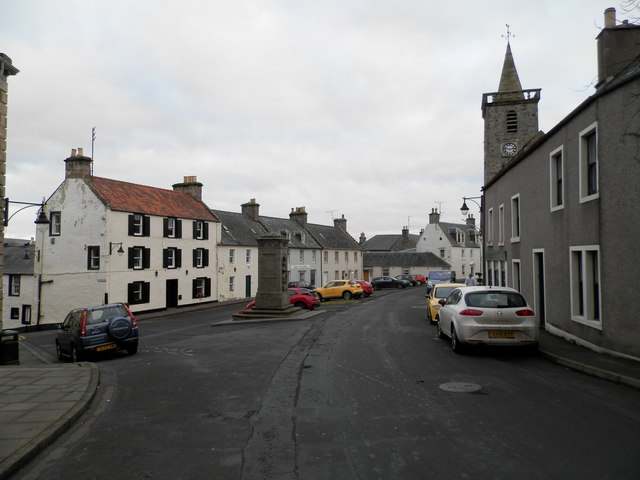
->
245 275 252 298
532 250 546 328
166 279 179 308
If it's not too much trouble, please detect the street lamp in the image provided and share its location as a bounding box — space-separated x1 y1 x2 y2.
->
109 242 125 256
460 196 482 217
2 198 50 227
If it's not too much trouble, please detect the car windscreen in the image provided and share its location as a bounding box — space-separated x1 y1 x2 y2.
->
429 271 451 280
465 292 527 308
434 286 457 298
87 305 129 325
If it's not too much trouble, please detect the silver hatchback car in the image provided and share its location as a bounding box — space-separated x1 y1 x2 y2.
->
437 286 538 353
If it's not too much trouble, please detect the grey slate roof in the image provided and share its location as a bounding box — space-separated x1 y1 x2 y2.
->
212 210 267 246
438 222 481 248
362 234 419 252
257 216 323 249
363 251 450 269
305 223 362 251
3 242 35 275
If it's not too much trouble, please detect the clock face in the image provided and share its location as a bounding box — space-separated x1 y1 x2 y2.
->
502 142 517 156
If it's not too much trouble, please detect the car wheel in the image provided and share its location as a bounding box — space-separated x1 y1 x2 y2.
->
71 345 83 363
317 294 324 301
436 318 446 339
342 291 352 300
126 345 138 355
55 342 65 361
294 301 306 309
451 326 465 354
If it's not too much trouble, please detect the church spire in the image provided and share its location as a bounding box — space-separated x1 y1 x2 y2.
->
498 42 523 94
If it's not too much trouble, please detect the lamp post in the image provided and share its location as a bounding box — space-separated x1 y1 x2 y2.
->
460 195 484 284
460 196 483 217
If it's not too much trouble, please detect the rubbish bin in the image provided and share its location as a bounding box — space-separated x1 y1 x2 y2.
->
0 330 19 365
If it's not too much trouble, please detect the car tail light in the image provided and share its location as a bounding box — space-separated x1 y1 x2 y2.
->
124 305 137 327
459 309 483 316
516 309 535 317
79 311 87 337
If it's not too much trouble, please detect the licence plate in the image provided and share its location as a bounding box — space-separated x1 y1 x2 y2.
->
489 331 515 338
97 344 117 352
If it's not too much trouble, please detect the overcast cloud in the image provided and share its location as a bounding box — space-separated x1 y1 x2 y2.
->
1 0 631 240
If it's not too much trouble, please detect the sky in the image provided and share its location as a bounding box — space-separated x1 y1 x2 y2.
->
2 0 635 241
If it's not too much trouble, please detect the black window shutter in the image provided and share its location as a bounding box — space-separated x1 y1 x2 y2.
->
192 221 197 239
163 218 169 237
87 249 92 270
204 249 209 267
142 282 150 303
176 220 182 238
192 249 197 267
128 215 135 236
127 283 135 304
163 248 169 268
205 278 211 297
176 249 182 268
192 279 197 298
203 222 209 240
143 248 151 269
128 248 135 269
143 216 150 236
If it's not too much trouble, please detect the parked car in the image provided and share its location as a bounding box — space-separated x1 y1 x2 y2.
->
436 286 538 353
426 270 457 293
370 276 410 290
56 303 139 362
243 287 321 311
287 280 316 291
412 274 427 285
395 274 418 286
426 283 465 324
355 280 373 297
315 280 363 301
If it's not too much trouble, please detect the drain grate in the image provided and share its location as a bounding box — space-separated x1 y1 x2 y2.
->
439 382 482 393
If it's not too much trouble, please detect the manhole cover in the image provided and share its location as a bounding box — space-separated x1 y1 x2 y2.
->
439 382 482 393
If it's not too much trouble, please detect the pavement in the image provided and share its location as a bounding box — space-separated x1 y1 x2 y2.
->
1 313 640 479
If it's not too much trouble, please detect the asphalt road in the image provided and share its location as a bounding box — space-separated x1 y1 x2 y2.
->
15 287 640 479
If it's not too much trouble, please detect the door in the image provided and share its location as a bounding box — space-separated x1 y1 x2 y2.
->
533 250 546 328
166 279 179 308
245 275 252 298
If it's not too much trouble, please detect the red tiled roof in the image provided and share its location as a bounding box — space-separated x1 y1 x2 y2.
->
90 177 218 222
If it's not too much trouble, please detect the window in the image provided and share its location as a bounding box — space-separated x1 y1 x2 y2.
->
439 248 445 258
229 276 236 292
512 259 521 291
128 281 150 304
299 250 304 263
510 194 520 242
461 249 465 258
193 248 209 268
345 252 349 262
8 275 20 296
193 277 211 298
87 246 100 270
128 213 150 237
498 204 505 245
245 249 251 264
506 110 518 133
163 247 181 269
10 308 19 319
229 249 235 264
550 147 564 210
193 220 209 240
570 246 601 327
579 123 599 201
382 268 389 276
128 247 150 270
312 250 317 262
49 212 61 236
163 217 182 238
334 252 339 262
323 251 328 263
487 208 494 246
353 251 357 262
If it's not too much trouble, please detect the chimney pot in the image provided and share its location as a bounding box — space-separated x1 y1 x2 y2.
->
604 7 616 28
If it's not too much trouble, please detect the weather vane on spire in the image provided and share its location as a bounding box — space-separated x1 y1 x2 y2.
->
502 24 515 45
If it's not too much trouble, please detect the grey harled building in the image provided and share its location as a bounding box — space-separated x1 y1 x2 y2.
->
482 8 640 359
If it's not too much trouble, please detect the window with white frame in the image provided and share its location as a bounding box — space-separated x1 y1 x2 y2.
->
87 246 100 270
579 123 598 202
49 212 61 236
299 250 304 263
245 249 251 264
128 246 150 270
164 217 182 238
129 213 150 237
128 281 150 304
163 247 181 269
323 251 328 263
193 248 208 268
312 250 317 262
498 204 505 245
193 220 208 240
570 246 601 327
440 248 445 258
8 275 20 296
487 208 494 246
345 252 349 262
550 146 564 210
510 194 520 242
229 275 236 292
193 277 211 298
229 249 235 264
512 259 521 291
334 251 339 262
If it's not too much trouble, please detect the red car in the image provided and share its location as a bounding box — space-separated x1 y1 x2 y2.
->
355 280 373 297
412 274 426 285
242 288 321 311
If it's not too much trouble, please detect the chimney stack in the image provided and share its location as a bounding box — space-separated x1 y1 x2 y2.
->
402 226 409 238
64 147 93 180
334 214 347 232
466 214 476 228
172 175 203 201
428 208 440 225
359 232 366 245
241 198 260 221
596 7 640 89
289 206 308 227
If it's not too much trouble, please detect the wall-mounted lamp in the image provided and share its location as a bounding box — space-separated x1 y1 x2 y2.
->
109 242 125 256
3 198 50 226
460 196 483 216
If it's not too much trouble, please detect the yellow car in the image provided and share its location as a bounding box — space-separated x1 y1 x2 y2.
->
426 283 465 324
315 280 364 301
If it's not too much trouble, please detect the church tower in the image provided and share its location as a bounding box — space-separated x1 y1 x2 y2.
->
482 39 541 184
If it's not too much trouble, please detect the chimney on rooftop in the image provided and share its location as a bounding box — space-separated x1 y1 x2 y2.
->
359 232 366 245
334 214 347 232
64 147 93 180
596 7 640 89
402 226 409 238
172 175 203 201
466 214 476 229
289 206 308 227
428 208 440 224
241 198 260 221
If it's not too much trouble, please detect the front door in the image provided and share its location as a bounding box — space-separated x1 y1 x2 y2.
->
166 279 179 308
533 251 546 328
245 275 252 298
